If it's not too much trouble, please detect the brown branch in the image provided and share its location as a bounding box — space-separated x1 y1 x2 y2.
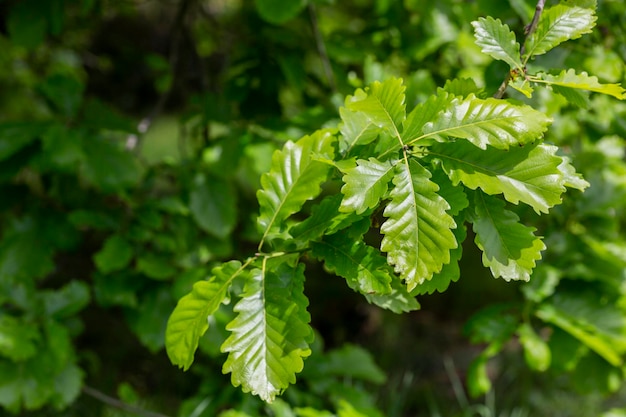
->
82 386 173 417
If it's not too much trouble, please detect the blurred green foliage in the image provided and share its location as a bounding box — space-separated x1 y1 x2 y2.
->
0 0 625 416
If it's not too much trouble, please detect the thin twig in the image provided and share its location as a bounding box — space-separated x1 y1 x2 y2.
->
308 3 337 93
82 386 173 417
494 0 545 98
521 0 546 55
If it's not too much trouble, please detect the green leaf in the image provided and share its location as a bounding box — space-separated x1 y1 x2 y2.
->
37 73 84 118
0 217 55 285
469 193 545 281
467 355 492 397
41 281 91 319
257 131 335 245
7 0 47 49
190 173 238 239
537 290 626 367
222 262 312 402
339 158 395 214
255 0 307 24
0 122 48 162
411 224 466 295
441 78 484 98
472 17 523 71
166 261 244 371
93 235 133 274
305 344 386 384
401 91 454 144
289 195 361 246
0 316 39 361
311 232 392 295
534 69 626 100
518 323 551 371
363 277 420 313
81 137 142 192
380 159 457 291
339 107 380 155
420 95 550 150
136 254 177 280
558 155 589 191
347 78 406 139
524 4 596 59
431 141 566 214
127 288 173 353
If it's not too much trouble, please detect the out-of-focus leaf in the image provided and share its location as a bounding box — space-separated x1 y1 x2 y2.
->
255 0 307 24
81 137 142 192
189 173 237 239
93 235 133 274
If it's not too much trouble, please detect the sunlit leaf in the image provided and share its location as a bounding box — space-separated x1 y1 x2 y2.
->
381 159 457 290
347 78 406 139
339 158 395 214
524 4 596 59
166 261 244 371
339 107 380 155
431 141 566 214
472 17 523 71
420 95 550 150
222 262 312 402
534 69 626 100
257 131 335 245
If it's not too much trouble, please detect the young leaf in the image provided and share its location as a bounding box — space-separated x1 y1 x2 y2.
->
469 193 545 281
311 232 392 295
534 69 626 100
431 141 566 214
339 107 380 155
289 194 343 244
166 260 244 371
339 158 395 214
524 4 596 59
420 95 550 150
411 224 466 295
472 17 523 71
401 91 455 144
363 279 420 313
222 262 312 402
257 131 335 245
380 159 457 291
518 323 551 371
441 78 485 98
347 78 406 139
